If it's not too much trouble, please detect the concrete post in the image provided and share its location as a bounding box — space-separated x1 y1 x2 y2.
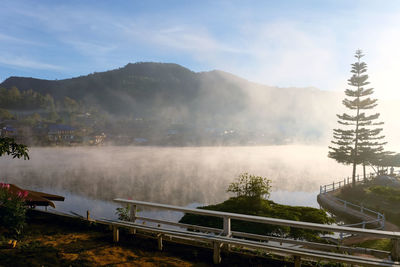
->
130 205 137 222
157 234 163 251
113 226 119 243
213 242 222 264
391 238 400 261
223 216 231 237
294 255 301 267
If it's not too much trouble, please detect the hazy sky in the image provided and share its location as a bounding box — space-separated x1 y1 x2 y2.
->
2 0 400 98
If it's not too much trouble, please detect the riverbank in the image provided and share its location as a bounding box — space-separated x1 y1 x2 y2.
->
0 210 309 266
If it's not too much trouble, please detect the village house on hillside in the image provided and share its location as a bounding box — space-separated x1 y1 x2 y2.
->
47 124 75 144
0 120 31 143
0 118 107 146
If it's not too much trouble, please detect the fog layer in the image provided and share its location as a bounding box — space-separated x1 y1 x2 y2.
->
0 146 351 206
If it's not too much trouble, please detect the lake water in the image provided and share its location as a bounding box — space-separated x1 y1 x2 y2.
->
0 145 352 221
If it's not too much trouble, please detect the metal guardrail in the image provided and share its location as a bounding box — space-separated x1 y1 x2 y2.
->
113 198 400 265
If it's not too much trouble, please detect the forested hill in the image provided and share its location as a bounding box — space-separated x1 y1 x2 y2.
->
0 62 341 144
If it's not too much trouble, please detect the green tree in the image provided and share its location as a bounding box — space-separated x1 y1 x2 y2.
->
227 173 271 199
0 137 29 159
329 50 386 186
0 108 14 120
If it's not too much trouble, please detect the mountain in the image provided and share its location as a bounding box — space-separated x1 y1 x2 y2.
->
0 62 341 144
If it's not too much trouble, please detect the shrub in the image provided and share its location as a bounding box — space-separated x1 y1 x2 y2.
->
115 205 130 221
0 183 28 236
180 173 333 241
227 173 271 199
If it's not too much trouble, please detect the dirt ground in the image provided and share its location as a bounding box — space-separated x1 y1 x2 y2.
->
0 211 292 267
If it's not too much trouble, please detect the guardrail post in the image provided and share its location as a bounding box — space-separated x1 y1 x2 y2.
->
324 185 326 193
113 225 119 242
361 205 364 213
391 238 400 261
333 182 335 190
294 255 301 267
86 210 90 221
223 216 231 237
157 234 163 251
130 205 137 222
213 242 222 264
344 201 347 209
339 181 341 188
362 221 365 229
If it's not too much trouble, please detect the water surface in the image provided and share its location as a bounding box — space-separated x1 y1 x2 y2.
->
1 145 351 219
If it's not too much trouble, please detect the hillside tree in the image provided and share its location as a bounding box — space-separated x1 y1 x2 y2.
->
328 50 386 186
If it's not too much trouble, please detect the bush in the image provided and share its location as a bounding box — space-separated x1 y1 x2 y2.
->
180 173 333 241
227 173 271 199
0 183 28 236
115 205 130 221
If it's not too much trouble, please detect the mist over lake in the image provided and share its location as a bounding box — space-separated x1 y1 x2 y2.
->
0 145 351 208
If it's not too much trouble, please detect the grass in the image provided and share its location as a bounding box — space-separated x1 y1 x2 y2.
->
336 183 400 228
180 196 334 241
356 238 392 251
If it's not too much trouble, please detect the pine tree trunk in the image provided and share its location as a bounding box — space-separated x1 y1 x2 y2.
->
363 163 366 180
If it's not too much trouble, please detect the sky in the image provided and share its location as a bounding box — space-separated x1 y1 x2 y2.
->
2 0 400 99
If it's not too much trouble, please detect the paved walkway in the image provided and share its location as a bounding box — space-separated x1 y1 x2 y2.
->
318 191 399 247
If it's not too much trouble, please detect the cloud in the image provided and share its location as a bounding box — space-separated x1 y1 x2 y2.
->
62 40 118 58
0 33 44 46
0 55 63 71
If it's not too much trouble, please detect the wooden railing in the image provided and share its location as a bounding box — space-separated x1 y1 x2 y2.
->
111 198 400 266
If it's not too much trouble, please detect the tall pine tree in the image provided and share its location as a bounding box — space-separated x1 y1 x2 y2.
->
329 50 386 186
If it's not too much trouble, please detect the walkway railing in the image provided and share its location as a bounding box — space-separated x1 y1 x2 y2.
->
320 173 375 194
319 173 385 231
111 198 400 266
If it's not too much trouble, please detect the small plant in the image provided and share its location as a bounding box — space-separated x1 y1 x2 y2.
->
116 205 131 221
227 173 272 199
0 183 29 236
